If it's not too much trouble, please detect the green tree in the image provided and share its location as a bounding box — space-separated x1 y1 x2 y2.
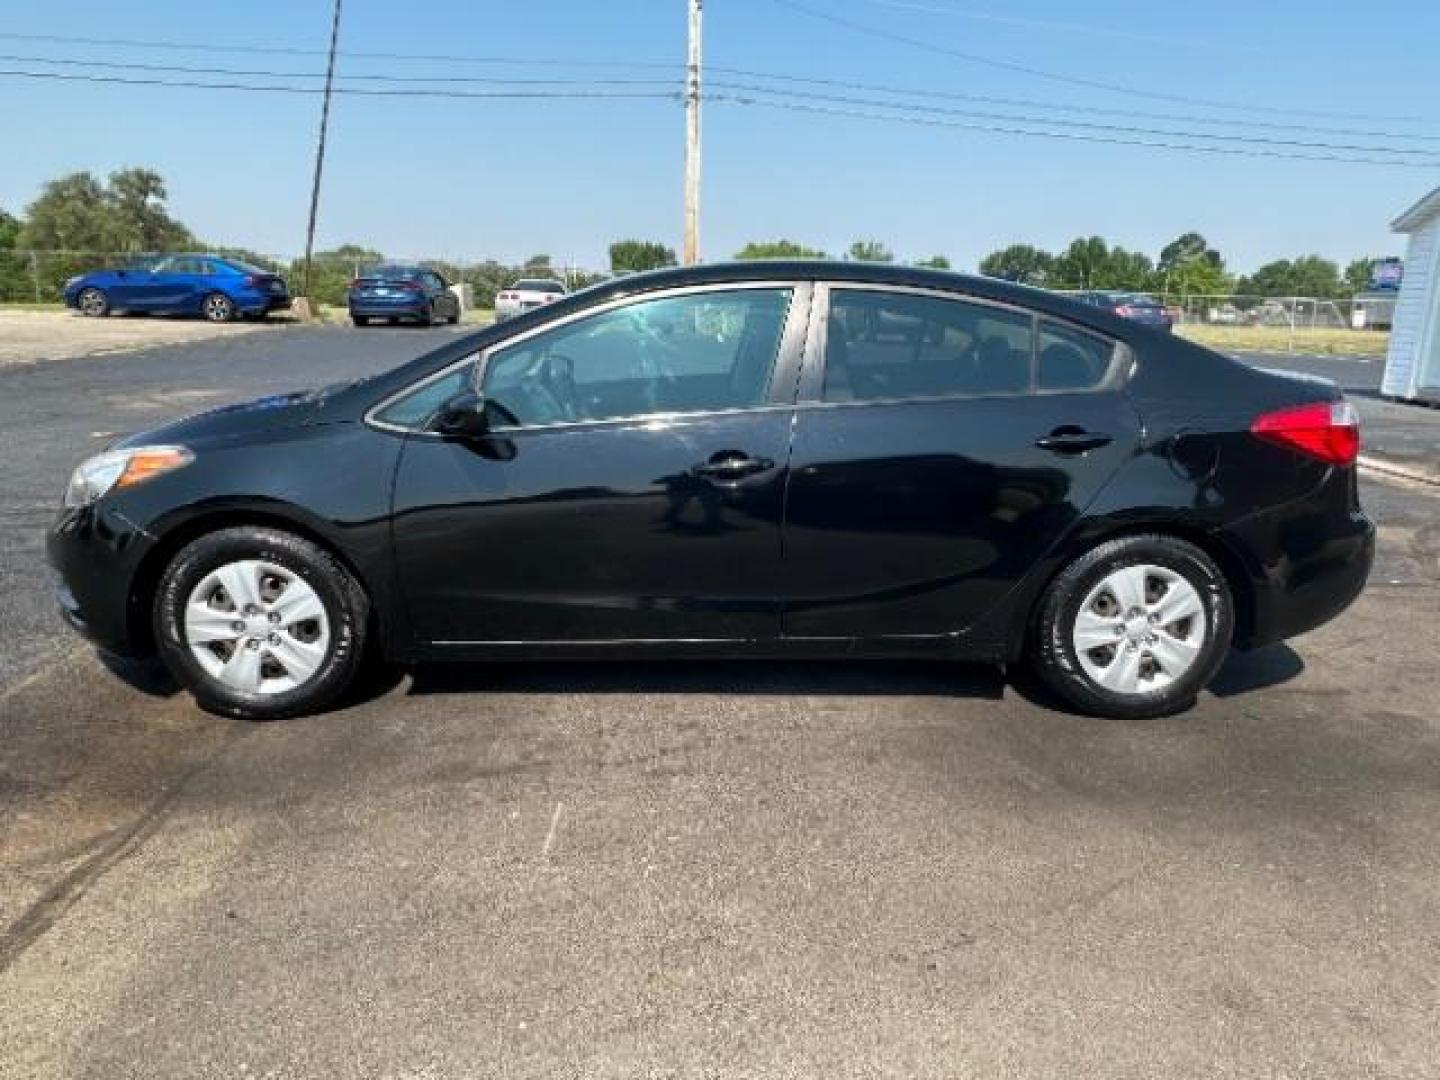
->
609 240 677 275
106 168 195 251
1050 237 1154 291
978 243 1053 286
0 207 24 302
1157 231 1229 297
1236 255 1342 299
291 243 384 305
18 168 194 254
0 208 19 250
847 240 893 263
914 255 951 270
734 239 827 260
1344 257 1384 296
17 172 113 251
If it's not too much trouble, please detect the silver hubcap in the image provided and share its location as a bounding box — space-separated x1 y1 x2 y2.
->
184 560 330 695
1072 564 1207 696
80 289 105 315
205 295 231 320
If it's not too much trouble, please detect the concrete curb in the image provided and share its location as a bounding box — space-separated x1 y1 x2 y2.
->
1358 453 1440 488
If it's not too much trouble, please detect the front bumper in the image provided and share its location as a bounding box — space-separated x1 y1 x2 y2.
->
46 503 157 657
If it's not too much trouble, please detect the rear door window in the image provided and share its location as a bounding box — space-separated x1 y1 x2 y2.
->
823 289 1034 401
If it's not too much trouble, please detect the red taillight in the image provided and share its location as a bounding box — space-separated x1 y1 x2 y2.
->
1251 400 1360 465
349 278 362 289
1114 305 1134 317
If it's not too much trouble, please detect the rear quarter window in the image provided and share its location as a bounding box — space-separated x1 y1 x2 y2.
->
1037 320 1120 392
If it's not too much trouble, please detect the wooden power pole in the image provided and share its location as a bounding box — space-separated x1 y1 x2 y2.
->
683 0 703 266
302 0 344 302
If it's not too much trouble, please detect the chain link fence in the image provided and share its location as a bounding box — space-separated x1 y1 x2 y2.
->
0 251 609 308
1158 294 1395 332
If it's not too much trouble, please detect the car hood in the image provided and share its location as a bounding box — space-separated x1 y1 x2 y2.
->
114 387 338 450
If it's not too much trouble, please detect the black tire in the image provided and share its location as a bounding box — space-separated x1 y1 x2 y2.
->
448 306 461 325
417 304 434 328
352 314 369 327
1027 534 1233 720
77 287 110 317
201 292 236 323
153 526 369 721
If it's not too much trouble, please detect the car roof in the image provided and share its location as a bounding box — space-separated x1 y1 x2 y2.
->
584 260 1125 329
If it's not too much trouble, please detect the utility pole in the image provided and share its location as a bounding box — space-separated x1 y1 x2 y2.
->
683 0 703 266
302 0 343 302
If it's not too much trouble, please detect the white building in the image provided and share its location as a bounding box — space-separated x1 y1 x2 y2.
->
1381 186 1440 403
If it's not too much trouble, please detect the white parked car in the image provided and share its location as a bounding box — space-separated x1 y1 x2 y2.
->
494 278 567 321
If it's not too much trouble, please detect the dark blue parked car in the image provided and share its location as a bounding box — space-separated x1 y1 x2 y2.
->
64 255 291 322
1077 291 1175 332
347 265 462 327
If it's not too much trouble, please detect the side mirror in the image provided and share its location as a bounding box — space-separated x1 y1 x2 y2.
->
431 390 490 440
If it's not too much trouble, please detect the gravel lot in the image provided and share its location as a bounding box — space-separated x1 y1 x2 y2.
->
1 333 1438 1078
0 309 280 366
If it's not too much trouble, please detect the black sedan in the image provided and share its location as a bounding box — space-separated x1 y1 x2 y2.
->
48 262 1373 721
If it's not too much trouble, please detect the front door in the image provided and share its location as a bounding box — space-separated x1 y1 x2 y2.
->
388 283 809 647
782 285 1141 640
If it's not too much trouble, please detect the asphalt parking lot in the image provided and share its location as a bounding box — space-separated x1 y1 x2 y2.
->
2 330 1438 1077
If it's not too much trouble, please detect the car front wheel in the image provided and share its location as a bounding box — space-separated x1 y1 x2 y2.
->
1028 534 1233 719
77 287 110 317
153 526 369 720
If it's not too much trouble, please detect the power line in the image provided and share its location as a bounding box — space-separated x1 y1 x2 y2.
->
4 64 1435 166
10 45 1438 146
0 68 680 101
710 94 1440 168
840 0 1338 59
0 30 680 69
0 52 680 87
767 0 1440 124
707 64 1440 141
708 82 1440 157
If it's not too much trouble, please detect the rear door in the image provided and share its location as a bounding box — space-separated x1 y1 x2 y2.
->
781 284 1140 640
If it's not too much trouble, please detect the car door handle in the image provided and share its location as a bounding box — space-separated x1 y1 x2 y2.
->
690 452 775 480
1035 428 1113 454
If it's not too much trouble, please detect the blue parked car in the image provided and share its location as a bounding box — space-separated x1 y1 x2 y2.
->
347 265 462 327
64 255 291 322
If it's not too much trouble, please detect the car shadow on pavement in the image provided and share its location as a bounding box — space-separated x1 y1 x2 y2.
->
403 659 1007 700
1208 644 1305 698
98 652 182 699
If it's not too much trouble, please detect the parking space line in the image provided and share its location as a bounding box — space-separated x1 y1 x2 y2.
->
541 802 564 861
0 643 89 708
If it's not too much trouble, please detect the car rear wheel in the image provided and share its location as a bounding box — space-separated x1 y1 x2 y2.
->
77 288 110 317
417 304 434 327
1028 534 1233 719
352 314 370 327
201 292 236 323
153 526 369 721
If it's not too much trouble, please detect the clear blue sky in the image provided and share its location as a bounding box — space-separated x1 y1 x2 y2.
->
3 0 1439 272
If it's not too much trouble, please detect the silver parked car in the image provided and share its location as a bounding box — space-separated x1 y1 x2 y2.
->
494 278 567 321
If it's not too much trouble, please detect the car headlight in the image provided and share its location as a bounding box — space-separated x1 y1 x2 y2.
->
63 446 193 508
65 275 83 289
